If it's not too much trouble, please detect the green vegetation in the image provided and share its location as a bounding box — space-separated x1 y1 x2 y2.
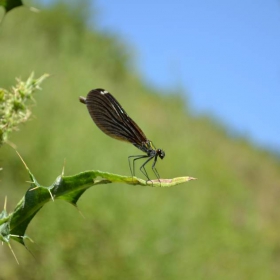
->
1 154 193 263
0 73 48 146
0 2 280 279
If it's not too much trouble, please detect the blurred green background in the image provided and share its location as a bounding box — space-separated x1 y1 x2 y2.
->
1 2 280 279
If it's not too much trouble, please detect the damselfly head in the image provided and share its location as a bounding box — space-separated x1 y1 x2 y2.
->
157 149 165 159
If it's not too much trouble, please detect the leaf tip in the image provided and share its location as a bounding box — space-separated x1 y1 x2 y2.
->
188 177 197 181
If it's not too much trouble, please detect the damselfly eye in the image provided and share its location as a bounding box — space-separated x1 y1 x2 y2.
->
157 149 165 159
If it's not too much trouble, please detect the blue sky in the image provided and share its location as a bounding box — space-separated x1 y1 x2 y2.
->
41 1 280 152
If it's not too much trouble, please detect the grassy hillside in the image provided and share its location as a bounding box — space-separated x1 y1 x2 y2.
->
1 3 280 279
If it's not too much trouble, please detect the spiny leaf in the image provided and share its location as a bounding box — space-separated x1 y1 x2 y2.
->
1 165 195 248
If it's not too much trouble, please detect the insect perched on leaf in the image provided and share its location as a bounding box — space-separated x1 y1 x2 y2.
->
79 88 165 181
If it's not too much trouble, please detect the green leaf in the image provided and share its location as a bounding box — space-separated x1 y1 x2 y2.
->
1 163 195 248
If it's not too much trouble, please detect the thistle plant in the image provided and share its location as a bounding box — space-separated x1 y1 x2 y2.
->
0 73 49 146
